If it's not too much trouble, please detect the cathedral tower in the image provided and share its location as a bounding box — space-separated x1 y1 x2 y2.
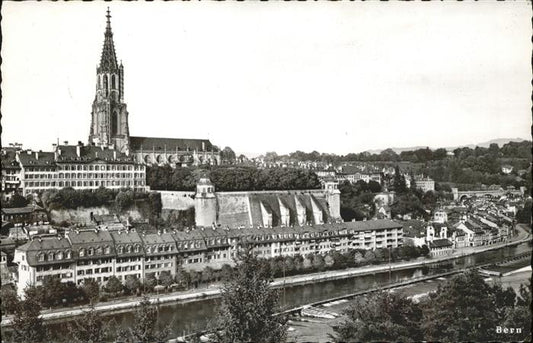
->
89 8 130 152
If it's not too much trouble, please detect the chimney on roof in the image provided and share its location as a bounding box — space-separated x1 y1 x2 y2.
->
113 151 117 160
76 145 81 158
35 152 39 160
64 141 68 145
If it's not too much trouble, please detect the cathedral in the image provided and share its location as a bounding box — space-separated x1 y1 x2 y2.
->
88 9 221 167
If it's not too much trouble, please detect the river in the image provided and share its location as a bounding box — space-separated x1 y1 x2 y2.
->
11 242 533 342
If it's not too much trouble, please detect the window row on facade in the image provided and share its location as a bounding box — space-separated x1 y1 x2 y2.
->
24 180 145 189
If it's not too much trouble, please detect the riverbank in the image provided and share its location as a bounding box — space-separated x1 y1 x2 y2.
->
286 263 532 343
1 225 530 327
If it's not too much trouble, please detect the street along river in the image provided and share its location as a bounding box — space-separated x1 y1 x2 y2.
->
7 241 532 342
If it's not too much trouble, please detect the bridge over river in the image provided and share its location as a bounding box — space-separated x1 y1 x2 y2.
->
452 187 522 201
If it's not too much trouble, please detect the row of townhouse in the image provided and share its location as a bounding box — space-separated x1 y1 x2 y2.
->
1 143 147 197
336 172 382 185
314 167 382 185
13 219 403 298
400 213 511 256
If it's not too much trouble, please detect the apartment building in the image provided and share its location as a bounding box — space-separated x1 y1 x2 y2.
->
14 219 403 297
11 143 147 196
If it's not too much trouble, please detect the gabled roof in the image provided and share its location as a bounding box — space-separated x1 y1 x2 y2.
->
93 214 121 224
56 145 133 163
341 165 362 175
1 150 20 169
110 230 142 245
429 238 453 248
110 230 144 256
18 151 55 167
141 232 177 246
66 230 115 258
17 236 74 266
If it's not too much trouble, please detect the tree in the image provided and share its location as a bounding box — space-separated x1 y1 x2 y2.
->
324 254 335 268
176 268 191 289
201 267 215 285
368 180 382 193
264 151 279 162
392 166 407 194
500 278 532 342
221 146 236 163
391 194 426 219
82 279 100 304
23 285 45 307
312 254 325 271
41 276 65 308
147 192 162 224
11 298 47 343
419 244 430 256
332 291 423 342
0 287 20 315
128 297 169 343
433 148 448 160
516 199 532 224
158 271 174 288
4 192 29 208
421 270 515 342
215 248 288 343
220 264 234 282
115 189 135 212
124 275 142 295
68 306 109 343
189 270 201 288
143 273 157 291
104 276 123 295
353 250 365 266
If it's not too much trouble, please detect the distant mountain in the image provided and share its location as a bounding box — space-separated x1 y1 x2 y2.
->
449 137 526 150
365 138 527 154
364 146 428 154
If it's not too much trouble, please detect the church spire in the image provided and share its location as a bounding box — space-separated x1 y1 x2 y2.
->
99 7 118 72
90 8 129 152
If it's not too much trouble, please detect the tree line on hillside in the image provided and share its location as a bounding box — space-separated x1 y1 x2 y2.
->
146 165 322 191
265 141 532 193
262 141 531 164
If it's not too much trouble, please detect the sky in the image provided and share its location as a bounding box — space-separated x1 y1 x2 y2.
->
1 2 531 156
